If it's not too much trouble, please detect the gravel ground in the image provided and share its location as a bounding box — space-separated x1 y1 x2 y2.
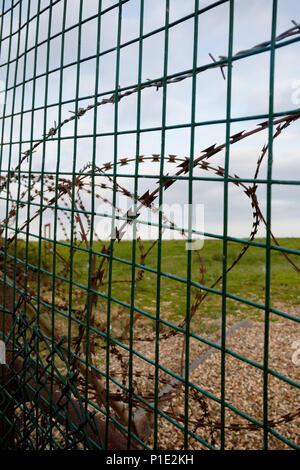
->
113 307 300 450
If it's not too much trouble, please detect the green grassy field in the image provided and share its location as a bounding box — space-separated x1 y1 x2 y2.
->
11 237 299 337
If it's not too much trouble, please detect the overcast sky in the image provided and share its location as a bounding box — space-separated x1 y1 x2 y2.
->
0 0 299 241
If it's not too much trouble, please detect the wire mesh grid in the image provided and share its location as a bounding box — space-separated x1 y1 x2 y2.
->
0 0 299 450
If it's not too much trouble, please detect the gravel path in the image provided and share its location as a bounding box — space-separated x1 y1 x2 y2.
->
122 308 300 450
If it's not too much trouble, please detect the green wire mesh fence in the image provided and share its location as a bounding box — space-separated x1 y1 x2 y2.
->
0 0 300 450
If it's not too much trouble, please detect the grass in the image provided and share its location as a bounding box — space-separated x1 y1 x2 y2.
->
8 237 300 337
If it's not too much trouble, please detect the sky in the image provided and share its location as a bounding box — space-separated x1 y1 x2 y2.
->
0 0 299 242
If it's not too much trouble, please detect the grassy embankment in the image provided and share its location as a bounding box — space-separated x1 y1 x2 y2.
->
9 237 300 336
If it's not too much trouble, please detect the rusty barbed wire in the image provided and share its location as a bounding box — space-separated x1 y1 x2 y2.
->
1 21 300 448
